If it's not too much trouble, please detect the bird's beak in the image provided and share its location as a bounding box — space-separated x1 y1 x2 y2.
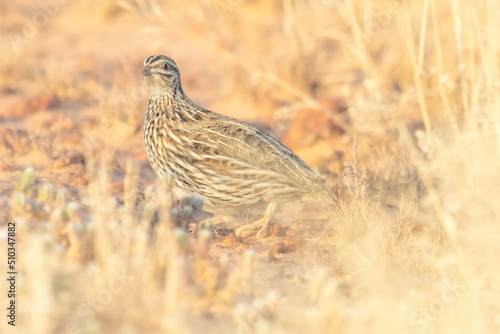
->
142 66 152 77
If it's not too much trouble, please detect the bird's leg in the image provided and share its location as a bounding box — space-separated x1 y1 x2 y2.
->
235 202 277 239
256 202 277 238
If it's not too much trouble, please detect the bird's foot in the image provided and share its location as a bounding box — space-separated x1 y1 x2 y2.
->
235 203 277 239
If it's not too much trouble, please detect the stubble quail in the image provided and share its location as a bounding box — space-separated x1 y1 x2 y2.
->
142 55 334 238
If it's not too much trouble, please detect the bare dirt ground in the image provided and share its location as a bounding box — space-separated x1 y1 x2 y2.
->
1 1 500 333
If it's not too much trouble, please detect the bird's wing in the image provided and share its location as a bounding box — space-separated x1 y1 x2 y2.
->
176 112 331 202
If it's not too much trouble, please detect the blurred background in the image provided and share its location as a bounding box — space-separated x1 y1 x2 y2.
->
1 0 500 333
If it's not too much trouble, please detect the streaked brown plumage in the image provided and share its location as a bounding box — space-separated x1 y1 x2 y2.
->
142 55 334 237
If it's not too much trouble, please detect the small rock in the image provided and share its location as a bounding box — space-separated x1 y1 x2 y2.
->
260 222 287 238
268 236 306 257
268 241 288 257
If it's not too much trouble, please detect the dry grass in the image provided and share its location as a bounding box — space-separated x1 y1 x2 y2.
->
1 0 500 333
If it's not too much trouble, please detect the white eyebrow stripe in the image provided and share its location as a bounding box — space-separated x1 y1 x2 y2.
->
150 68 171 75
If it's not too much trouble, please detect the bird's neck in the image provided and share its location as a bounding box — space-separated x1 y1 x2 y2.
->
149 84 185 105
147 86 203 120
148 85 181 109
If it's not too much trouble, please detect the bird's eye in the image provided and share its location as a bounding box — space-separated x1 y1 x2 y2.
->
163 63 170 71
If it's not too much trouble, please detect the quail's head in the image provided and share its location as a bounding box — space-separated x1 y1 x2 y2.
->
142 55 181 92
